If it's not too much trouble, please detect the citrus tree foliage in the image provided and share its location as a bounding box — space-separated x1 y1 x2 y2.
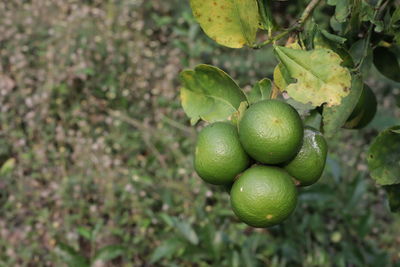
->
180 64 246 125
189 0 260 48
274 46 351 107
179 0 400 212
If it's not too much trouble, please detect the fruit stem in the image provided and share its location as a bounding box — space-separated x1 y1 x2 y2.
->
253 0 322 49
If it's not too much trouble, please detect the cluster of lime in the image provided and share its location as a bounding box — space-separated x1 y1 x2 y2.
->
193 85 376 228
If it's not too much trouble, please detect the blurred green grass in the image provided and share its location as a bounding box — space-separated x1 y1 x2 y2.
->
0 0 400 266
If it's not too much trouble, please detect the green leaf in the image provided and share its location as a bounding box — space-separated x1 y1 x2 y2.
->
304 109 322 131
76 227 92 241
349 39 373 76
285 98 314 117
328 0 351 22
273 43 301 91
390 7 400 30
395 34 400 45
320 29 347 44
247 78 272 104
159 213 175 228
274 46 352 107
322 74 363 137
241 246 257 267
348 0 362 34
231 101 249 126
313 30 353 68
360 1 374 22
330 15 345 34
391 129 400 134
180 64 247 125
273 63 292 91
94 245 125 261
173 218 199 245
373 47 400 82
372 19 384 33
190 0 259 48
150 238 183 263
390 8 400 44
349 39 366 65
0 158 15 176
384 184 400 212
367 126 400 186
302 20 319 49
257 0 275 32
55 242 89 267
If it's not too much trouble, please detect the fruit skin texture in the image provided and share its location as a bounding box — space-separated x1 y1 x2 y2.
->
283 127 328 186
230 166 298 228
344 84 377 129
238 99 304 164
194 122 250 185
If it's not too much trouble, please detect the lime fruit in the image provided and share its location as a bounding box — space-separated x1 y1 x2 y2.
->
230 166 298 228
238 99 303 164
283 127 328 186
344 84 377 129
194 122 250 185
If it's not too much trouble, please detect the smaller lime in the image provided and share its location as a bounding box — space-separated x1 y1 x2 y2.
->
230 166 298 228
194 122 250 185
283 127 328 186
344 84 377 129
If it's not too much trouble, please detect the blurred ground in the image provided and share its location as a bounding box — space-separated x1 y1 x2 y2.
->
0 0 400 266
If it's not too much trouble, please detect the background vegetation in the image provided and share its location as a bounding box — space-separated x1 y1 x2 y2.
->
0 0 399 266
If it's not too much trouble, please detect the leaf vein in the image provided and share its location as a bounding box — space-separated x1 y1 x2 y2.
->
278 49 329 84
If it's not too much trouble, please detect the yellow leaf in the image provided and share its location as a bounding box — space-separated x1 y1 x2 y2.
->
190 0 259 48
274 46 351 107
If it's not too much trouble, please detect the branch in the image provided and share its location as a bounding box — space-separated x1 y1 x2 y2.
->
253 0 322 49
298 0 322 25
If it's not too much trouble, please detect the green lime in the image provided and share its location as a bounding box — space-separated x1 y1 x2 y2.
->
238 99 304 164
194 122 250 185
230 166 298 228
344 84 377 129
283 127 328 186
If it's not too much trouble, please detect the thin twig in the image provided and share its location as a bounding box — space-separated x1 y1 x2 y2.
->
298 0 322 25
253 28 295 49
253 0 322 49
